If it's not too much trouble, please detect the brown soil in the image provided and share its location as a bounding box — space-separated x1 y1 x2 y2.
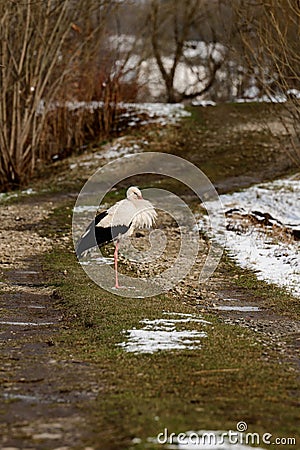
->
0 103 299 449
0 199 101 449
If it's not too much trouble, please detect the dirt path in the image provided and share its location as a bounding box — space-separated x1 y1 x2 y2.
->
206 281 300 368
1 103 299 449
0 200 100 449
1 193 299 449
131 223 300 368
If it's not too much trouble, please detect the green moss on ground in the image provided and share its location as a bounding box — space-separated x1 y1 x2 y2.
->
7 102 298 449
41 202 299 450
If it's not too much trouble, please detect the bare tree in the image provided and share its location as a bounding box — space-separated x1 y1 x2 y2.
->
144 0 229 103
234 0 300 163
0 0 114 189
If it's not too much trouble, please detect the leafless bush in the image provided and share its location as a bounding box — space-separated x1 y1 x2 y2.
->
1 1 71 187
142 0 232 103
234 0 300 164
0 0 138 190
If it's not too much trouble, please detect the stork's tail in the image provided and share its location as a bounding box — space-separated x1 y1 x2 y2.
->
75 222 97 259
75 239 87 259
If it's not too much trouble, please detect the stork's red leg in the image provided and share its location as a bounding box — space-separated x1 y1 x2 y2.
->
114 241 120 288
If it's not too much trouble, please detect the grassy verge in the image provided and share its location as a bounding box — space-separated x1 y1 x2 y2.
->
5 101 297 448
217 252 300 319
137 102 296 193
42 204 299 450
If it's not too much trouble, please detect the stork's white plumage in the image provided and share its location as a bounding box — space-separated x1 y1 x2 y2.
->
76 186 157 288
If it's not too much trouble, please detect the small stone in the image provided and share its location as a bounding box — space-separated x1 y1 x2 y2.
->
33 432 62 440
53 447 70 450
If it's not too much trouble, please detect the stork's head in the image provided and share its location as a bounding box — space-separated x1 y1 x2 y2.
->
126 186 143 200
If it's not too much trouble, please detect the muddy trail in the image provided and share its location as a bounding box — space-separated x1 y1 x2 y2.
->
0 199 102 449
1 194 299 449
1 263 89 448
205 281 300 368
0 103 299 449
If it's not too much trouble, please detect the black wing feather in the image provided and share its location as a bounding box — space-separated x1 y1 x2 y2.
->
76 211 130 258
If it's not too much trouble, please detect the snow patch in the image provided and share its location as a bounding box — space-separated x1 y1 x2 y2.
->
118 312 210 354
192 100 216 107
0 187 36 202
199 176 300 298
80 256 113 266
72 205 99 213
119 102 191 125
0 321 54 326
214 306 260 312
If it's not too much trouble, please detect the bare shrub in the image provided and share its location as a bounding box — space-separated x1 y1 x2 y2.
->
234 0 300 164
0 0 136 190
135 0 239 103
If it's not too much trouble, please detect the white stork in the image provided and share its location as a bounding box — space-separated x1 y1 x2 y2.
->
76 186 157 288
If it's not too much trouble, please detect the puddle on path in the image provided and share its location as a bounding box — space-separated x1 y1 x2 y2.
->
27 305 46 309
213 306 260 312
80 255 113 266
3 389 95 404
3 393 41 403
0 321 55 326
118 313 210 354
